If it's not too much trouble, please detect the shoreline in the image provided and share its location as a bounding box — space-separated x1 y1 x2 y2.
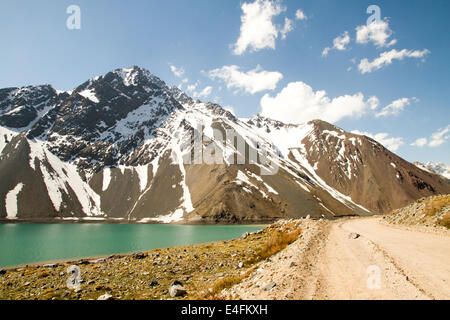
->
0 218 276 225
0 214 365 225
0 224 269 270
0 219 304 300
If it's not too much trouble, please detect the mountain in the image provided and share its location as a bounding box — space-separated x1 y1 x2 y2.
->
413 162 450 180
1 66 449 223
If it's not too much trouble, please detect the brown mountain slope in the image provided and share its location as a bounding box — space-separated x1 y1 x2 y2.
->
298 120 450 214
1 67 449 223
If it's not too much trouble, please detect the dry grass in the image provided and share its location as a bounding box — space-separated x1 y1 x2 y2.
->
387 194 450 229
423 196 449 217
439 212 450 229
199 226 302 299
198 267 257 300
257 229 302 260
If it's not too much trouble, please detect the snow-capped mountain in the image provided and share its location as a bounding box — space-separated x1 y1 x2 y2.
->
1 66 449 223
413 162 450 180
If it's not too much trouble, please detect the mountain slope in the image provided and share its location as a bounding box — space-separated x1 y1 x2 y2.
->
1 66 449 223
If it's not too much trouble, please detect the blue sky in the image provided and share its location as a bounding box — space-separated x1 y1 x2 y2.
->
0 0 449 163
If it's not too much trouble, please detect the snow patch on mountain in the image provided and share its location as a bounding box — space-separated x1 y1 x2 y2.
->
79 89 99 103
28 140 103 216
102 168 112 192
5 183 24 219
135 165 148 192
141 208 185 224
414 162 450 179
0 126 18 153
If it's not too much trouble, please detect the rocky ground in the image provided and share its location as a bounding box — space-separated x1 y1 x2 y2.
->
2 207 449 300
384 194 449 230
0 220 303 300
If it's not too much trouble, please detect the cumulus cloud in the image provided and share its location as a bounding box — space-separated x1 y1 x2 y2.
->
411 138 428 147
367 96 380 110
376 97 417 117
411 125 450 148
358 48 430 74
186 81 199 93
260 81 376 124
192 86 213 99
356 20 397 48
208 65 283 95
322 31 350 57
333 31 351 50
232 0 291 55
280 18 293 40
352 130 404 152
295 9 307 20
170 65 185 78
322 47 331 57
429 125 450 147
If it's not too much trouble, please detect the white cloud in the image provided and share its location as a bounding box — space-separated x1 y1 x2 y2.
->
232 0 290 55
352 130 404 152
411 138 428 147
322 47 331 57
280 18 293 40
295 9 307 20
333 31 351 50
170 65 185 78
208 65 283 95
411 125 450 148
322 31 350 57
429 125 450 147
181 78 189 83
356 20 397 48
260 81 375 124
358 48 430 74
193 86 212 99
186 81 199 93
376 97 415 117
367 96 380 110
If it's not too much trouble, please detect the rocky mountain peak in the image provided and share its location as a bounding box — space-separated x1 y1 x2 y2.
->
307 119 345 134
0 85 58 129
246 115 290 131
0 67 449 223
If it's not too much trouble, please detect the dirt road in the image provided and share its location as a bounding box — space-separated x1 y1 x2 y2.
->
228 218 450 300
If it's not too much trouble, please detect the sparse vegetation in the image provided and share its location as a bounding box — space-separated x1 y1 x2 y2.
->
257 229 302 260
439 212 450 229
0 220 303 300
198 224 302 299
386 194 450 229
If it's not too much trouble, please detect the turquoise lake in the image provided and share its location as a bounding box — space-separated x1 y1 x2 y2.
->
0 224 263 268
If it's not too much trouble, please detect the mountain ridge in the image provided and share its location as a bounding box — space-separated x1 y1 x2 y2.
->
1 66 449 223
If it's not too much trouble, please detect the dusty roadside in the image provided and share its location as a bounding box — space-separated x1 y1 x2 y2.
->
227 217 449 300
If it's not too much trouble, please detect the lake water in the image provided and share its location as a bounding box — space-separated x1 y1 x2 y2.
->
0 224 263 268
